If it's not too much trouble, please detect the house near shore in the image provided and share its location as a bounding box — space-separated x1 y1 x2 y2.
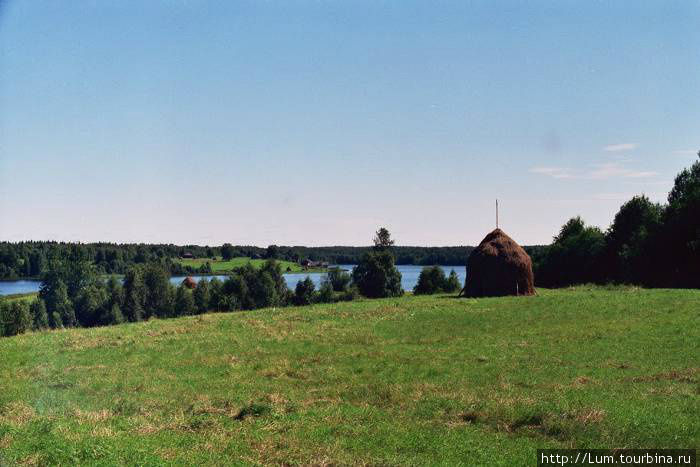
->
300 259 329 269
181 252 194 259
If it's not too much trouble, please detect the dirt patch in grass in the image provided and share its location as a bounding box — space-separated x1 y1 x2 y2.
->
631 368 697 384
0 401 36 427
234 403 272 421
73 408 112 422
575 409 606 424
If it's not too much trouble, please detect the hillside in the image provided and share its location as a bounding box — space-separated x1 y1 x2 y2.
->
0 287 698 465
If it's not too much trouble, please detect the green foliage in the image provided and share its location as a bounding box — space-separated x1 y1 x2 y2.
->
266 244 279 259
413 266 462 295
326 267 351 292
414 266 445 295
605 195 663 284
207 277 224 311
73 284 109 327
50 311 63 328
317 280 335 303
30 299 49 330
193 279 210 314
661 152 700 287
352 250 403 298
294 277 316 306
221 243 235 261
536 217 606 287
105 303 125 325
142 263 172 318
174 286 196 317
445 269 461 292
0 300 32 337
122 267 145 322
373 227 395 251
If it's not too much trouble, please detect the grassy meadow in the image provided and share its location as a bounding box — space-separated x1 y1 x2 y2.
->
176 256 326 274
0 286 698 465
2 293 38 304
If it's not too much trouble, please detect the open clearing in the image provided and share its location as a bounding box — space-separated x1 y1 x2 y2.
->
175 256 325 274
0 287 697 465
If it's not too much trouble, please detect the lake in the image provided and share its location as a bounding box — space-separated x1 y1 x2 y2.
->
0 265 466 296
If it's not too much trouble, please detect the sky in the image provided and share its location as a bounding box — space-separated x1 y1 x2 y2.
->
1 0 698 247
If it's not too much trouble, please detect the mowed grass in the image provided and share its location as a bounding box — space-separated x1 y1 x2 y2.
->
0 287 698 465
175 256 323 274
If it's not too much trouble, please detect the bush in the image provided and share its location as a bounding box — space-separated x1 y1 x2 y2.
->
535 217 606 287
414 266 446 295
414 266 461 294
445 269 461 293
193 279 210 314
30 299 49 330
352 251 403 298
339 285 360 302
174 285 196 316
0 301 32 337
294 277 316 306
317 280 334 303
327 267 351 292
51 312 63 329
74 283 109 327
103 303 125 325
208 277 224 311
222 273 249 310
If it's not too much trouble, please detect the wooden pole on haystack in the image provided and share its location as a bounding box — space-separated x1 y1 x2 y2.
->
496 199 499 229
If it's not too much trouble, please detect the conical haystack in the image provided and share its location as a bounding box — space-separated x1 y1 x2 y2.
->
182 276 197 289
461 229 535 297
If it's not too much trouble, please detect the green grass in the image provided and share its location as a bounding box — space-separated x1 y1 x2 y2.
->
175 256 326 274
0 286 698 465
2 292 38 303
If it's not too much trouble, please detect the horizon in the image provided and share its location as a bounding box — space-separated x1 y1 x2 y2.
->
1 1 699 246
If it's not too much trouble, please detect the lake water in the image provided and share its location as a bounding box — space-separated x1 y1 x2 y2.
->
0 265 466 296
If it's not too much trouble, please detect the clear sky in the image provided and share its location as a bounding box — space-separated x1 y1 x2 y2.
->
1 1 698 247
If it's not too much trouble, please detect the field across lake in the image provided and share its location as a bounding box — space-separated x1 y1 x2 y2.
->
0 286 697 465
176 256 327 274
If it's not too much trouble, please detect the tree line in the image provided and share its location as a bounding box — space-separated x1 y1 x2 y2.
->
532 152 700 288
0 241 480 280
1 229 408 338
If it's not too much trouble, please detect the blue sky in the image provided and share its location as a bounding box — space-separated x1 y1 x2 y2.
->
1 1 698 246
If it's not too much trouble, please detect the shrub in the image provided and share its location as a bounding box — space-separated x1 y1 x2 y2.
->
174 285 196 316
317 280 334 303
208 277 224 311
444 269 461 293
339 285 360 302
0 301 32 337
294 277 316 306
414 266 461 294
223 273 249 310
73 283 109 327
193 279 210 314
103 303 125 325
352 251 403 298
414 266 447 295
51 312 63 329
30 299 49 330
327 267 351 292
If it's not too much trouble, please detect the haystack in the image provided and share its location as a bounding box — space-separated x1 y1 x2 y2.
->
460 229 535 297
181 276 197 289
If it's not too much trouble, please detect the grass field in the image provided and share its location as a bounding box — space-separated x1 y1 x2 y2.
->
175 256 326 274
0 287 697 465
2 292 38 303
